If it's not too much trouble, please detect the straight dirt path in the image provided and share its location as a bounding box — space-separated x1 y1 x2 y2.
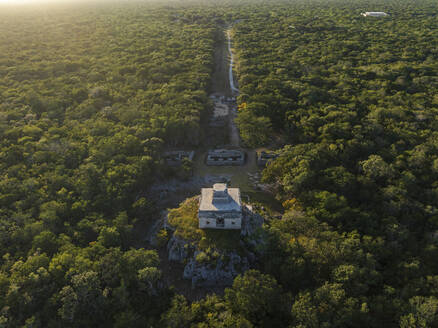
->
227 29 239 94
226 28 241 147
228 104 240 147
210 28 231 97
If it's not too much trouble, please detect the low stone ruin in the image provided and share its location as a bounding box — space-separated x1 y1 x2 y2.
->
256 151 278 167
206 149 245 166
209 97 229 127
163 151 195 166
183 251 249 287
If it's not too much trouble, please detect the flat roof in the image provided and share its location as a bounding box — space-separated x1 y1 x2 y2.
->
199 187 242 212
362 11 388 16
213 183 227 192
208 149 243 156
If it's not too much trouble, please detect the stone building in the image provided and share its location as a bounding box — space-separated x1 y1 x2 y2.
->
206 149 245 166
198 184 242 229
361 11 388 17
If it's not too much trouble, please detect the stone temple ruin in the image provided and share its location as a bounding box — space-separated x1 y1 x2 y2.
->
166 183 264 288
163 151 194 166
198 183 242 229
208 94 231 127
206 149 245 166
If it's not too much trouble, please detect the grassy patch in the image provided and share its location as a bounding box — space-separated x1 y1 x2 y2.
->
191 150 283 215
167 197 243 252
168 197 202 243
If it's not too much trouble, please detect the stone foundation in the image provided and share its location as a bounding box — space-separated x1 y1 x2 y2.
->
206 149 245 166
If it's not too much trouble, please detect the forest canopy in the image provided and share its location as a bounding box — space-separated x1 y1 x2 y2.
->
231 0 438 326
1 0 438 327
0 3 215 326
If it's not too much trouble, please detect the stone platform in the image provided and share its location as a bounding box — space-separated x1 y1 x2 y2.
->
206 149 245 166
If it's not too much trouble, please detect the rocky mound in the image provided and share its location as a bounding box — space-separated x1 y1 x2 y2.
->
165 198 264 288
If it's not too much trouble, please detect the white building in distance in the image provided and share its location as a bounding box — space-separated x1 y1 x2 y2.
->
198 184 242 229
361 12 388 17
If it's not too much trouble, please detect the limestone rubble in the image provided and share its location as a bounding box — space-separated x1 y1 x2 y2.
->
167 206 265 288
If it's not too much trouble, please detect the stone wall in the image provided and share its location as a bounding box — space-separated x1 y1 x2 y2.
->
199 217 242 229
206 149 245 166
206 157 244 166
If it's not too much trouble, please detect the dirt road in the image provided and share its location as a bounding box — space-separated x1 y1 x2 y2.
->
227 30 239 95
226 28 240 147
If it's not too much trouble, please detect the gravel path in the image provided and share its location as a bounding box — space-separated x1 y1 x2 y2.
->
229 104 240 147
227 29 240 147
227 30 239 94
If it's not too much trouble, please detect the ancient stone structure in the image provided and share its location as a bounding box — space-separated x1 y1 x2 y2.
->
256 150 279 167
198 183 242 229
163 150 194 166
167 198 264 287
361 11 388 17
206 149 245 166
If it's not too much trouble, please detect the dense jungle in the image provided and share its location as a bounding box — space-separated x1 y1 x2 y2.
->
0 0 438 327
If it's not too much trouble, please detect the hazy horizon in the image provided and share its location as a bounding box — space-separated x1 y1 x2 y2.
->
0 0 188 5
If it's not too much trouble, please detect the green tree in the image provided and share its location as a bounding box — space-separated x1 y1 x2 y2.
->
235 109 272 147
225 270 288 327
400 296 438 328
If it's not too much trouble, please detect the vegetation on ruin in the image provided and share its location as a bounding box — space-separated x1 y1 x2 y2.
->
168 197 242 252
168 197 203 242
